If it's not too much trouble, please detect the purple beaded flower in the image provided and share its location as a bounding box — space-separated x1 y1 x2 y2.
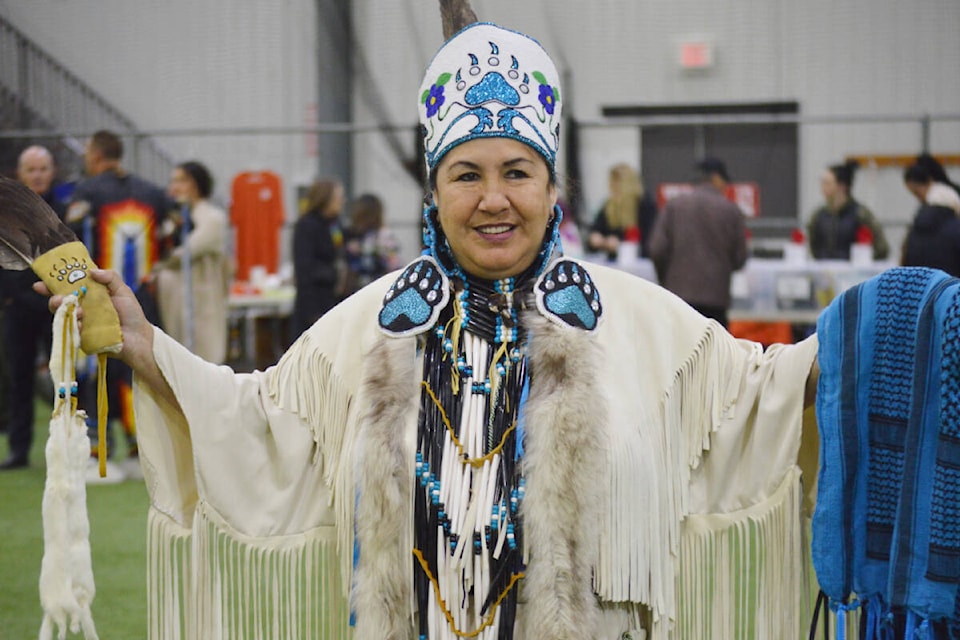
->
537 82 556 114
423 83 446 118
533 71 560 115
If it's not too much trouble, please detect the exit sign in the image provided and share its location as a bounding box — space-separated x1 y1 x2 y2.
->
679 40 714 69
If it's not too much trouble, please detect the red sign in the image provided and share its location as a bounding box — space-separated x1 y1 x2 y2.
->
656 182 761 217
680 42 713 69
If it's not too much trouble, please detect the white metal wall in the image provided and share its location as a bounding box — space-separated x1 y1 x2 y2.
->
0 0 320 247
2 0 958 265
355 0 960 251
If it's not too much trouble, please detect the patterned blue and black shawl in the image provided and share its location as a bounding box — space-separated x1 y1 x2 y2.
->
814 267 960 638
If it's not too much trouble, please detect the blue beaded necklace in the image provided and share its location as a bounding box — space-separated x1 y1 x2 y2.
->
408 202 565 638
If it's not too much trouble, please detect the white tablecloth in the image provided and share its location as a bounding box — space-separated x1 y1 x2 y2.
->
581 254 895 324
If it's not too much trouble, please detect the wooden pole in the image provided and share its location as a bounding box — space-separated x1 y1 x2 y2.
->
439 0 478 40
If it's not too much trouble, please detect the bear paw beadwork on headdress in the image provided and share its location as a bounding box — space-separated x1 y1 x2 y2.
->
419 23 562 173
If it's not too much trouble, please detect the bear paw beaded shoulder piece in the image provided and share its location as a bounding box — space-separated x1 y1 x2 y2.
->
379 256 451 337
534 259 603 331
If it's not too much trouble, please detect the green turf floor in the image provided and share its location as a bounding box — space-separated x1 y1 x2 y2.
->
0 399 149 639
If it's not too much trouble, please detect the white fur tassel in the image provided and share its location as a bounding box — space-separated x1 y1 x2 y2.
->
38 294 99 640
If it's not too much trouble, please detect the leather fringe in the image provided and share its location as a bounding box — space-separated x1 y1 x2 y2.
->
147 504 349 639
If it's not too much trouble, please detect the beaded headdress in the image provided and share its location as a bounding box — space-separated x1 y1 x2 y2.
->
379 22 601 341
415 23 565 288
418 22 562 174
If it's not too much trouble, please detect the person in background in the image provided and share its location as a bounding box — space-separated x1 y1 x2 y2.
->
341 192 402 298
806 160 889 261
155 161 230 364
0 145 66 470
903 162 960 214
914 152 960 199
648 156 747 328
291 178 344 338
587 163 658 260
66 129 174 482
901 172 960 277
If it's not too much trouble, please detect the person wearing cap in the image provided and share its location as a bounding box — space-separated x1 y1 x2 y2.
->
648 156 748 328
41 21 820 639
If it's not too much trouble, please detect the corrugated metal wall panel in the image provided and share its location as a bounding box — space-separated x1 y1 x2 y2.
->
1 0 957 262
0 0 318 221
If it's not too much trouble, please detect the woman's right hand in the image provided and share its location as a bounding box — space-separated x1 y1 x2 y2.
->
34 268 154 372
35 268 179 409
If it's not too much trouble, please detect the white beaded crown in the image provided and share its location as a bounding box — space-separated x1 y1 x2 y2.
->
418 23 562 175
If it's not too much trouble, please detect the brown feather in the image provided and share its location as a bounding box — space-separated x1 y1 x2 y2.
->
0 176 77 270
439 0 478 39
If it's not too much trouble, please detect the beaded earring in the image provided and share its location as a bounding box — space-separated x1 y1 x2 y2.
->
421 202 440 257
533 203 564 275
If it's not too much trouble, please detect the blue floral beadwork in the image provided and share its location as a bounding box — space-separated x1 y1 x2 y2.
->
538 83 556 114
378 256 450 337
424 84 445 118
534 259 603 331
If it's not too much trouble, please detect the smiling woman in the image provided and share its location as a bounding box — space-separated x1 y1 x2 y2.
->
432 138 557 280
32 18 822 640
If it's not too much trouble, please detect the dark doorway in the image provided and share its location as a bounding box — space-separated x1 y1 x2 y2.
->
604 102 799 240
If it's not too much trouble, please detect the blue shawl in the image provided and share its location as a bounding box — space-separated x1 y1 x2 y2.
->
814 267 960 638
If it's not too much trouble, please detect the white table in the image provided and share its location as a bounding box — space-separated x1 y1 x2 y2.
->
228 286 295 369
728 258 894 323
581 254 895 324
